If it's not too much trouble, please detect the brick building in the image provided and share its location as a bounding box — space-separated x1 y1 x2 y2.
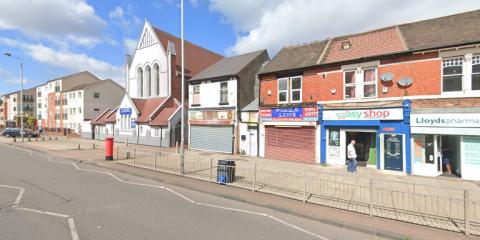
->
258 10 480 180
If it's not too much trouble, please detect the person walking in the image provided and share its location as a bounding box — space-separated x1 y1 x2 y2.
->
347 139 357 173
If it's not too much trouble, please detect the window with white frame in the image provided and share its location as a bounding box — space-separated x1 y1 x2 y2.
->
344 71 356 99
363 68 377 98
192 85 200 105
472 55 480 90
278 78 288 103
344 68 377 99
154 128 160 136
220 82 228 104
277 76 302 103
442 57 463 92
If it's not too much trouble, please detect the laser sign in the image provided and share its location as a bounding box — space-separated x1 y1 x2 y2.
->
323 108 404 121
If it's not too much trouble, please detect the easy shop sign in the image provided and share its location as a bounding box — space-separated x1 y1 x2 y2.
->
260 106 318 121
323 108 403 121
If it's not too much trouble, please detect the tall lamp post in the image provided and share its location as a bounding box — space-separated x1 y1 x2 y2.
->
179 0 185 174
4 52 24 143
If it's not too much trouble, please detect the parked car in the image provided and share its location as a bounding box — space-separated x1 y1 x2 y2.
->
1 128 39 138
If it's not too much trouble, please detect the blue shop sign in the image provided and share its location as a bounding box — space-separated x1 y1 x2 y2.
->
130 119 136 129
120 108 132 115
272 108 302 118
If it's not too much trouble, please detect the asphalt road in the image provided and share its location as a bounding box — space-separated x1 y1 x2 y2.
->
0 143 388 240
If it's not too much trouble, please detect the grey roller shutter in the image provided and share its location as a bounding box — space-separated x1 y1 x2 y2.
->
190 125 233 153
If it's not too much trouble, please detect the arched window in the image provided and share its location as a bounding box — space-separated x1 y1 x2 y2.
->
153 63 160 96
137 67 143 97
145 65 152 97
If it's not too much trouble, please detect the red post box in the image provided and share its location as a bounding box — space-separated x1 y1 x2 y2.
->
105 137 114 160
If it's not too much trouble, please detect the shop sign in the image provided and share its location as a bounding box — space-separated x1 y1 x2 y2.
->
119 108 132 115
411 113 480 128
130 118 136 129
189 110 235 121
323 108 403 121
260 106 318 121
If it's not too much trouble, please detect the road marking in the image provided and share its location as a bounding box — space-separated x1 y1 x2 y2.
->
15 207 70 218
1 143 331 240
68 218 79 240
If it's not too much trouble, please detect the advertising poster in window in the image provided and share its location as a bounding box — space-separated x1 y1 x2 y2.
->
328 129 340 159
413 136 425 163
464 136 480 166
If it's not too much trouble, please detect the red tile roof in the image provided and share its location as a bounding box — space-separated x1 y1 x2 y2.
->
150 99 180 126
153 27 224 77
132 97 167 123
323 27 407 63
105 109 117 123
91 109 112 125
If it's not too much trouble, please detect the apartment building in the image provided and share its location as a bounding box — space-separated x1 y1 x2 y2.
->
36 71 101 131
0 88 36 128
258 10 480 181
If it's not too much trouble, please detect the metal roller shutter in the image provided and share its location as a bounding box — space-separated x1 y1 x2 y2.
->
265 126 316 163
190 125 233 153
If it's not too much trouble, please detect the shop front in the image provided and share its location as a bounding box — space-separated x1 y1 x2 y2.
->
320 101 411 174
259 105 319 163
188 109 236 153
411 110 480 181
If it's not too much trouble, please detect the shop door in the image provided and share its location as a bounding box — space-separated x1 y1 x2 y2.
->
384 134 403 171
265 126 316 163
247 126 258 156
190 125 233 153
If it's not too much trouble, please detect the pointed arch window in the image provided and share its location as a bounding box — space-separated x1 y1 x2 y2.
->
137 67 144 97
145 66 152 97
154 63 160 96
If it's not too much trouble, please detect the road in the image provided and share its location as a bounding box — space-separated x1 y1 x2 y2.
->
0 143 387 240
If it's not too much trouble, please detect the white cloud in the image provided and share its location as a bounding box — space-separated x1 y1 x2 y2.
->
0 67 29 85
209 0 480 55
109 5 142 36
124 38 138 55
0 38 124 84
0 0 106 47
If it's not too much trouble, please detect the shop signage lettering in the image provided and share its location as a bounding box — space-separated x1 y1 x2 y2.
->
411 114 480 127
260 106 318 121
119 108 132 115
130 119 136 129
323 108 403 121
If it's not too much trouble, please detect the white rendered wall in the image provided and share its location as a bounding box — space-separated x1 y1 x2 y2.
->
188 79 237 109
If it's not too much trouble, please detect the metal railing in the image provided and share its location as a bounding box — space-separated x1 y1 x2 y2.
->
113 147 480 236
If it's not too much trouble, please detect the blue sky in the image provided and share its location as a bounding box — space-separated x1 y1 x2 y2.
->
1 0 480 96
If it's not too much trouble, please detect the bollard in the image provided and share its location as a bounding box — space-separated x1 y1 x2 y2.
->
116 146 119 162
48 136 52 141
133 149 136 167
28 137 31 142
92 143 96 149
154 151 157 171
126 138 129 147
175 141 179 153
13 137 16 143
78 144 81 150
42 136 45 141
302 167 307 203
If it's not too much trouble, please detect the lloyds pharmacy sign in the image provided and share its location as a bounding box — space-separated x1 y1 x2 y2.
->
411 113 480 128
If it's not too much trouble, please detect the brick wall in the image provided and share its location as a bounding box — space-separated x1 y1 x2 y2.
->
259 52 443 106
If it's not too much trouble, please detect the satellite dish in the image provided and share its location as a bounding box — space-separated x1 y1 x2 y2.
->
398 77 413 87
380 72 394 82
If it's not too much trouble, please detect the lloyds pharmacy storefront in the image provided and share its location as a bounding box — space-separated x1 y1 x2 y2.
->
410 108 480 181
319 101 412 174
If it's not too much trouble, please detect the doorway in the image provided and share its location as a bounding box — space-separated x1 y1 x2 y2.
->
439 135 461 178
346 131 376 167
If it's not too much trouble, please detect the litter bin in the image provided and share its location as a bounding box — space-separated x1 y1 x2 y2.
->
105 137 114 160
217 160 236 184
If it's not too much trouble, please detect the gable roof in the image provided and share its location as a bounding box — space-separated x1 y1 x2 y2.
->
241 98 259 112
132 97 168 123
259 40 329 74
190 50 268 81
152 27 224 77
260 9 480 75
149 98 181 126
46 71 99 83
63 79 124 92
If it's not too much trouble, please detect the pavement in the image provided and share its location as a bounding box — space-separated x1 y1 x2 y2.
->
1 136 480 239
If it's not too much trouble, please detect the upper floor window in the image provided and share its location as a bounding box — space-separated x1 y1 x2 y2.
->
55 82 60 92
343 68 377 99
94 92 100 98
442 57 463 92
37 92 42 97
78 92 82 98
192 85 200 105
472 55 480 90
278 76 302 103
220 82 228 104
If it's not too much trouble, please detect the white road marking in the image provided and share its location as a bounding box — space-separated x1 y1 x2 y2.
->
1 143 331 240
15 207 70 218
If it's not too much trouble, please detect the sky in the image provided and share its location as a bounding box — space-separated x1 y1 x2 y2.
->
0 0 479 96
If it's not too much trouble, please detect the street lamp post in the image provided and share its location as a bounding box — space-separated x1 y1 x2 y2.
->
180 0 185 174
4 53 24 143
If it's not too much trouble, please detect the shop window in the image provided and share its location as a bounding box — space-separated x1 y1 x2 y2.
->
278 76 302 103
192 85 200 106
344 71 356 99
442 57 463 92
472 55 480 90
278 78 288 103
220 82 228 104
363 69 377 98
